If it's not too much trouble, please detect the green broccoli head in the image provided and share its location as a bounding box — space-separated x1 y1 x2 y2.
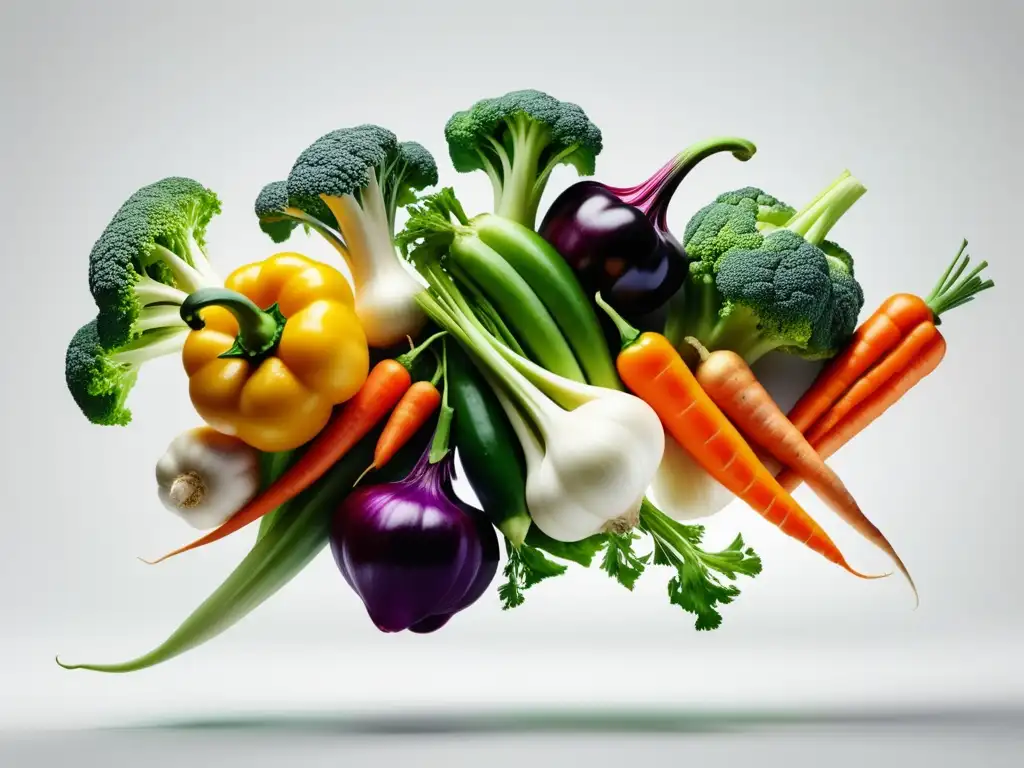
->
387 141 440 212
286 125 438 236
803 240 865 358
666 172 867 365
65 318 187 426
87 177 221 349
682 187 796 273
65 320 137 427
254 180 341 244
714 229 834 359
443 88 603 229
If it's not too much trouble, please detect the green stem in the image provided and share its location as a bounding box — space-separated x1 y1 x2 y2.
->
782 171 866 246
429 341 454 463
395 330 447 371
595 292 640 348
924 239 995 321
107 327 189 366
663 273 719 354
640 137 757 231
416 264 552 432
179 288 286 360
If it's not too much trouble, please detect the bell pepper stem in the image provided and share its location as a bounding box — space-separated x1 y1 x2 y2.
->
180 287 287 360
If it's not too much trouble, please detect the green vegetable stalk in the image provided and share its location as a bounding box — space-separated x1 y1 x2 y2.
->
399 188 621 390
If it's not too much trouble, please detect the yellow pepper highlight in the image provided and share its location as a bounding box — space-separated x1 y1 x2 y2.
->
181 252 369 452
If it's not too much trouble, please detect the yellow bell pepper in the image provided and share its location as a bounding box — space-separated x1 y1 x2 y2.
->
180 252 369 452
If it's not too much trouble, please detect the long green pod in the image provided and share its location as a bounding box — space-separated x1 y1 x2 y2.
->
55 419 433 674
447 342 532 548
471 214 622 390
256 450 296 542
448 234 584 383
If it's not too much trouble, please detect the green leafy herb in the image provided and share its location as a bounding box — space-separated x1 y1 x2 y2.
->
600 530 651 591
499 539 569 610
639 500 762 631
525 526 606 567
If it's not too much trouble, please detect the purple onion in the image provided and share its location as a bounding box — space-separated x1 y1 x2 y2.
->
329 445 499 634
539 137 756 317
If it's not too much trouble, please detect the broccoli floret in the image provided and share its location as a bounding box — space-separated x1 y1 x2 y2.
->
666 171 866 365
254 180 341 244
808 241 865 359
65 318 188 426
67 177 223 426
253 179 351 261
87 177 221 349
282 125 438 348
444 88 603 229
682 187 796 271
713 230 835 361
286 125 438 236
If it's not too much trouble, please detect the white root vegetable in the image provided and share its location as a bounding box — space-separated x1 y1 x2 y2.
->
422 271 665 543
647 432 737 521
155 427 261 530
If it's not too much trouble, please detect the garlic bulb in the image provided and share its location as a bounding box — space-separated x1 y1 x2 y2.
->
155 426 261 530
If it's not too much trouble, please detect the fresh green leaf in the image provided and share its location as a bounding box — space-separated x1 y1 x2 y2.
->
498 539 568 610
525 526 606 567
639 500 762 631
601 530 651 591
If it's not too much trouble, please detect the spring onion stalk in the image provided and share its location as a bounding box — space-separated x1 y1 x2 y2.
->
414 263 664 543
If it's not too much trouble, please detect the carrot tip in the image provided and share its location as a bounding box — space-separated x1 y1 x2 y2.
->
849 568 892 580
353 462 377 487
137 555 157 566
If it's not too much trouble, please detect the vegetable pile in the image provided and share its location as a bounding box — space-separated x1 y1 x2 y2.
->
59 89 994 672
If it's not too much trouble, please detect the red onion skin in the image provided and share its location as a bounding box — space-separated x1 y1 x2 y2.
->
329 450 498 634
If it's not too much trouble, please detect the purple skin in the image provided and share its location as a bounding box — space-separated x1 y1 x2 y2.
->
539 138 756 317
330 447 498 634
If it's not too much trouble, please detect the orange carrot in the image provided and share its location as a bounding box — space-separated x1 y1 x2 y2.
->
778 332 947 494
685 337 916 601
788 240 992 434
805 321 939 445
596 295 882 579
143 358 418 565
371 381 442 471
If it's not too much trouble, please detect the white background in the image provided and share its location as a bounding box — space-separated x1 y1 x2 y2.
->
1 0 1022 738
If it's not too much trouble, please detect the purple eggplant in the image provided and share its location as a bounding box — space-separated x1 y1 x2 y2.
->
329 443 499 634
539 136 756 317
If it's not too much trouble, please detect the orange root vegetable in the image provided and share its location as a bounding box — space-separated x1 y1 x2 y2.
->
788 240 992 434
778 332 947 496
595 294 882 580
367 380 442 476
686 337 915 602
805 321 939 445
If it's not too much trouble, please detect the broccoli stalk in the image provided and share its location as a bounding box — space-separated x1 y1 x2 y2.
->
666 171 866 365
66 177 223 426
444 89 603 230
278 125 438 349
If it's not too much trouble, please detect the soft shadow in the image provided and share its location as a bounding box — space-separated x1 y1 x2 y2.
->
115 706 1024 737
